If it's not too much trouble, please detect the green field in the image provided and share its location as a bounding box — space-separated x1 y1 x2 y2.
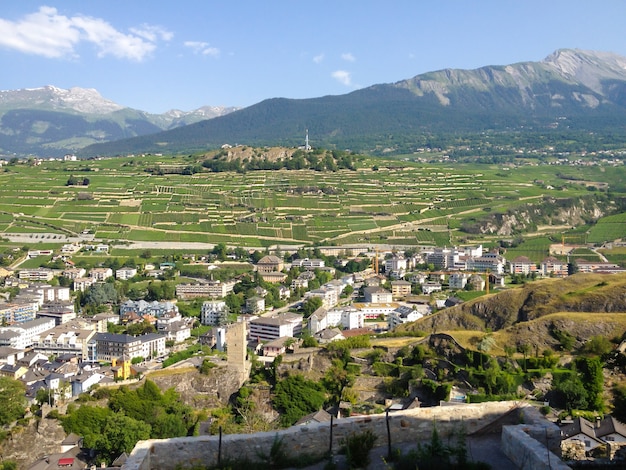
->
0 154 624 252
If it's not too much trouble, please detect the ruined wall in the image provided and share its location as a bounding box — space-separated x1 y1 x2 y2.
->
122 401 550 470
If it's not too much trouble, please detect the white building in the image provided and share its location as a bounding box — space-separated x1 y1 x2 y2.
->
200 300 228 326
388 305 429 330
249 313 302 342
116 267 138 280
308 306 364 334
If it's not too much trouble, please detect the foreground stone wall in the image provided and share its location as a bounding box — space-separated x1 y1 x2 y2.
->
502 425 570 470
123 400 547 470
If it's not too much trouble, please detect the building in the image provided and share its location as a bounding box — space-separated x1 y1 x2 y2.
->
0 318 55 349
18 268 54 282
33 323 96 360
308 306 364 334
540 256 569 277
291 258 325 270
256 255 284 273
304 287 338 309
201 300 229 326
0 301 38 324
363 286 393 304
448 273 468 290
466 252 506 274
175 279 237 299
62 268 86 280
119 300 178 318
37 302 76 325
388 305 429 330
421 281 442 294
509 256 538 275
246 296 266 314
390 280 412 297
249 313 302 342
72 277 95 292
89 267 113 281
116 267 138 280
576 260 622 273
352 302 399 320
94 332 166 362
385 256 408 273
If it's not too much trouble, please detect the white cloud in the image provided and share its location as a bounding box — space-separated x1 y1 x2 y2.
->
332 70 352 86
313 53 324 64
0 6 171 61
184 41 220 57
341 52 355 62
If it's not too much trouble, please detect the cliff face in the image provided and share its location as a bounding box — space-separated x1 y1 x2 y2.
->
463 195 614 236
148 365 245 408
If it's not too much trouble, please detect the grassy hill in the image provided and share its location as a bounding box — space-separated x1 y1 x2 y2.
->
399 273 626 351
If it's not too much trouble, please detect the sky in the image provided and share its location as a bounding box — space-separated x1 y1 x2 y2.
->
2 1 626 114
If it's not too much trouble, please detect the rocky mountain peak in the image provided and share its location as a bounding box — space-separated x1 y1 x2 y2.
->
542 49 626 93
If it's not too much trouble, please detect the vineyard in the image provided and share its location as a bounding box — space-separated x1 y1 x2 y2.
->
0 153 623 257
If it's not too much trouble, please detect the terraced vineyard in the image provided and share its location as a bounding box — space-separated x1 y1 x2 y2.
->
0 153 624 252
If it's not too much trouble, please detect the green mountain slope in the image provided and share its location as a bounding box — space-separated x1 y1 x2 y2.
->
82 49 626 157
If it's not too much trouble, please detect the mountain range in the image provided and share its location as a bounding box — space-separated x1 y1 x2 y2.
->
0 86 238 157
4 49 626 157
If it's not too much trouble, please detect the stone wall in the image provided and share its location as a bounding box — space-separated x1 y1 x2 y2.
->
502 425 570 470
122 400 551 470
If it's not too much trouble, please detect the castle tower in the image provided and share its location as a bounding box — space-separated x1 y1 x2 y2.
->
226 322 249 385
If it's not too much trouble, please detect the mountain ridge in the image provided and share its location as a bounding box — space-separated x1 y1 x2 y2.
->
0 86 239 157
81 48 626 157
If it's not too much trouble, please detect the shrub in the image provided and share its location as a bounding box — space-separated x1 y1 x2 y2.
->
343 429 377 468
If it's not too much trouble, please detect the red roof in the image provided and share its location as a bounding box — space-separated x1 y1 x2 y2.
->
58 457 74 466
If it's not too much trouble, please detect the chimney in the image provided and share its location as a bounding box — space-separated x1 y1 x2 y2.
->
596 416 602 428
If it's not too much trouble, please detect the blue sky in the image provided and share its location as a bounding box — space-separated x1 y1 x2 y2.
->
1 1 626 114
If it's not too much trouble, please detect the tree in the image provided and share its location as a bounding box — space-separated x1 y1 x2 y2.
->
272 375 326 427
99 412 151 463
302 297 323 318
0 377 26 425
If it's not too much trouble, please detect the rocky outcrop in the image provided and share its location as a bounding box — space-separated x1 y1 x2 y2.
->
148 365 245 408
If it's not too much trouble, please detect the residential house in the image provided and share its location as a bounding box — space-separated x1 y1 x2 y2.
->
201 300 229 326
89 267 113 281
509 256 538 275
246 296 266 314
18 268 54 282
304 287 338 309
466 252 506 274
313 328 345 344
390 280 412 298
261 336 293 357
388 305 429 330
561 416 626 453
540 256 569 277
116 267 138 280
448 273 468 290
72 277 95 292
175 279 236 299
421 282 442 294
363 286 393 304
291 258 325 270
62 267 86 280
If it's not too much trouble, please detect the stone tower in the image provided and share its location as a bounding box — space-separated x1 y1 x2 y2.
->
226 321 249 385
